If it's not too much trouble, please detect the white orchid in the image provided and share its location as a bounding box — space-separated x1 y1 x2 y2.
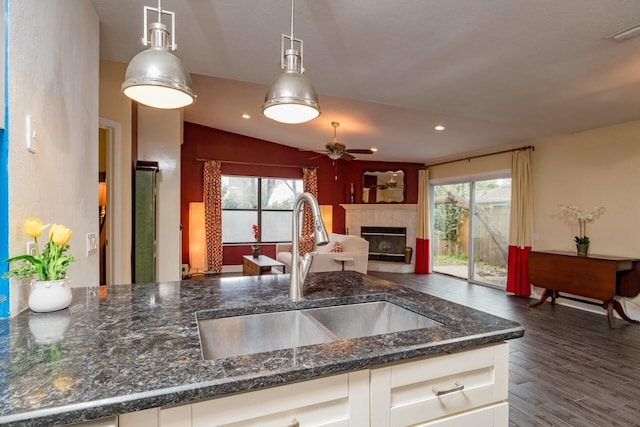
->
558 205 605 243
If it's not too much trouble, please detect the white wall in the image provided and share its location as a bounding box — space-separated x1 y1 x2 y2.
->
138 106 182 282
7 0 99 314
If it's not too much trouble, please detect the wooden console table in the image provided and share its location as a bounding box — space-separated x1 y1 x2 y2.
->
528 250 640 327
242 255 285 276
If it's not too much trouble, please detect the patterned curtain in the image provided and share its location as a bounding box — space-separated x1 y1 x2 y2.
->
506 149 534 297
203 161 223 273
299 168 318 255
415 168 430 274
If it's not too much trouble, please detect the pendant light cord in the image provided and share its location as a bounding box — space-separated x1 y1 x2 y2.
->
157 0 162 22
290 0 295 49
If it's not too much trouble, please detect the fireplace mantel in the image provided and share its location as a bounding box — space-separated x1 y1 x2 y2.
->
341 204 418 211
340 204 417 273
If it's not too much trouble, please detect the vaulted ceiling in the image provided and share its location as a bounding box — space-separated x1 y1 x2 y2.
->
92 0 640 163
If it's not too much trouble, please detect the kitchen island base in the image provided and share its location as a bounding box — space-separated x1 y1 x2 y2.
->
73 343 509 427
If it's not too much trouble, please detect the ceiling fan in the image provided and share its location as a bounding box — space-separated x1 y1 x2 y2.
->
314 122 377 161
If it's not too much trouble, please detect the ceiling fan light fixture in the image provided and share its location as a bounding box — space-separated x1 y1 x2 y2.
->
122 1 196 109
327 153 342 160
262 0 320 124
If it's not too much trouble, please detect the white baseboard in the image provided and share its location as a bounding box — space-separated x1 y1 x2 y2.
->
222 265 242 273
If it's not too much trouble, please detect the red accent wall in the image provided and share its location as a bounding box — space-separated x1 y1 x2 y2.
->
181 122 423 266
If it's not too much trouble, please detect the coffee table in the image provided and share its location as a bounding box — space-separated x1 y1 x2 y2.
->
242 255 286 276
333 256 354 271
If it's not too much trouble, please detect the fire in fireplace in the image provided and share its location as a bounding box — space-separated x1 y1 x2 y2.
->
361 226 407 263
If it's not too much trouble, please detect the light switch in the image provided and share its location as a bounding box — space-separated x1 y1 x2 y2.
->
26 114 37 153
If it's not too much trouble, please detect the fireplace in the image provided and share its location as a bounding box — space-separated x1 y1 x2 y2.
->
361 226 407 263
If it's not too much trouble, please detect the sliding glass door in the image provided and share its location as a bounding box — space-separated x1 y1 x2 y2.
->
432 183 470 280
432 178 511 288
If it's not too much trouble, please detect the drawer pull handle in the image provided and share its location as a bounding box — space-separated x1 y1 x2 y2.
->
432 379 464 396
286 418 300 427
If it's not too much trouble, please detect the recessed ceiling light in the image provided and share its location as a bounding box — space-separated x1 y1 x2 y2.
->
242 114 251 119
434 125 445 131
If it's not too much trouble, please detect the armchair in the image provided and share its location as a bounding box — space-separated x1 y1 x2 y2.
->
276 233 369 274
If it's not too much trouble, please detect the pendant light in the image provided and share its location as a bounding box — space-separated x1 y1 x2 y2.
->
122 0 196 109
262 0 321 124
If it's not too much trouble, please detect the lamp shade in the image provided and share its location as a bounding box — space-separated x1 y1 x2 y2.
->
263 71 320 124
319 205 333 233
122 47 195 109
98 182 107 207
189 202 206 272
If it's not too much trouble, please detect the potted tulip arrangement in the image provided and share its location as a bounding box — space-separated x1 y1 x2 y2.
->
3 218 76 312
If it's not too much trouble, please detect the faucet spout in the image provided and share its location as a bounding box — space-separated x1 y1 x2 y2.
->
290 192 330 300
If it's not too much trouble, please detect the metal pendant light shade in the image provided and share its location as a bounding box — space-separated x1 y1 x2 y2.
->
263 50 320 124
122 3 196 109
262 0 320 124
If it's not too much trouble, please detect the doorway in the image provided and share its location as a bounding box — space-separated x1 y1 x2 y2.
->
98 118 122 286
431 177 511 288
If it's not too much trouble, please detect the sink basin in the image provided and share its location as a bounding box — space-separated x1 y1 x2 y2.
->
198 310 334 360
198 301 441 360
304 301 440 340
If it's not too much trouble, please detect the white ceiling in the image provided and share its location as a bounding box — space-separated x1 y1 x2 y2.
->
92 0 640 163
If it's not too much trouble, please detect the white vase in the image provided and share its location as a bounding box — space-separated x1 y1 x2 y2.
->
28 279 72 313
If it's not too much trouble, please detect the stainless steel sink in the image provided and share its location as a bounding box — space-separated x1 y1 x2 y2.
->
198 301 441 360
304 301 440 340
198 310 334 360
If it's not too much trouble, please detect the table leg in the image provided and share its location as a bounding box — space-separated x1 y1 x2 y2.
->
529 289 554 308
612 299 640 325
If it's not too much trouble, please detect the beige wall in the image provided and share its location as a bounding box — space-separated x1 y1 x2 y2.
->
428 151 511 182
99 60 182 283
532 121 640 257
7 0 99 314
99 60 132 285
532 121 640 315
138 106 182 282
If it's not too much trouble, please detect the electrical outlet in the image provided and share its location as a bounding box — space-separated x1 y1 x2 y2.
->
26 242 36 256
86 232 98 256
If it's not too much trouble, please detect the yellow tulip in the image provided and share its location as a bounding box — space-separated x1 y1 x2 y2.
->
49 224 73 245
24 217 49 238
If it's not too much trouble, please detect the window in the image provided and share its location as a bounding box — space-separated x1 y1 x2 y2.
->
221 176 303 243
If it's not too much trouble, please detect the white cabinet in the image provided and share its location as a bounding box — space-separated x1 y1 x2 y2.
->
85 343 510 427
153 370 369 427
370 343 509 427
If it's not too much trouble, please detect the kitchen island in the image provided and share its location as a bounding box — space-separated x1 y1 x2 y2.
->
0 271 523 426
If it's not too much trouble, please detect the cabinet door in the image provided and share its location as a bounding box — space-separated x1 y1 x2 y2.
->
184 371 368 427
134 166 158 283
371 343 509 427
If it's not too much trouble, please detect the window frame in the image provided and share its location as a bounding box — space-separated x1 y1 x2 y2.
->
221 175 303 244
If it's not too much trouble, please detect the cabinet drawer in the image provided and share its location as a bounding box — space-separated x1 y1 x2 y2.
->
416 402 508 427
371 343 509 427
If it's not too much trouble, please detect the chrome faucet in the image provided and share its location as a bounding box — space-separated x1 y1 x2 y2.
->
290 192 330 300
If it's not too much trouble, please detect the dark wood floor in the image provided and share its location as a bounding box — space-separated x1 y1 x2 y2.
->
369 272 640 427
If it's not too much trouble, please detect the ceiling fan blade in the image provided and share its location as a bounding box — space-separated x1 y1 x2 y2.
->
341 152 355 161
345 149 376 155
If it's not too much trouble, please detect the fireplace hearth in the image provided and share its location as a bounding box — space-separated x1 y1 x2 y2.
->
361 226 407 263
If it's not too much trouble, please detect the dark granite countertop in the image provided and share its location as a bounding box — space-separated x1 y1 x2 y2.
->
0 272 524 426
